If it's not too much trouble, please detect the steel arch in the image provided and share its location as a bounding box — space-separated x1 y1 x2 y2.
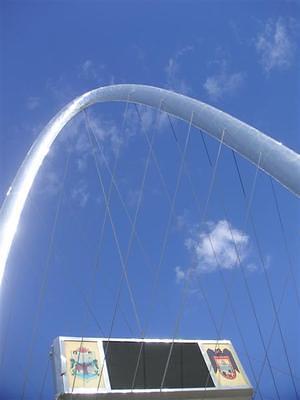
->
1 84 300 285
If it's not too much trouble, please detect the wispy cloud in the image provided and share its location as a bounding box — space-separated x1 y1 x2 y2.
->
165 45 193 94
78 59 115 85
125 104 167 140
71 180 90 208
175 209 192 231
126 188 142 208
176 219 252 281
36 109 122 206
255 18 297 72
203 55 245 101
35 169 62 196
26 96 41 111
60 111 123 173
88 113 122 157
78 59 104 82
175 266 186 283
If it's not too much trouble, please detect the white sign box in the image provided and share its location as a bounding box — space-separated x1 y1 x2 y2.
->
51 337 253 400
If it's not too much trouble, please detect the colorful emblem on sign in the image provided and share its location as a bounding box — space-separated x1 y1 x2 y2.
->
70 345 100 380
207 348 239 380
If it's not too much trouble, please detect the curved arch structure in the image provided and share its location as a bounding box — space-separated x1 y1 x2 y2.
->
1 84 300 284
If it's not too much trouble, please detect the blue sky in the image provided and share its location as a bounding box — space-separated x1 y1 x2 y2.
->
0 1 300 399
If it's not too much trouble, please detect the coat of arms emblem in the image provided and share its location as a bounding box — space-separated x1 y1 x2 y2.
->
207 347 239 380
70 345 100 380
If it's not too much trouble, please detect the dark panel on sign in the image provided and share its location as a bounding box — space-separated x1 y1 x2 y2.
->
144 342 181 388
182 342 213 388
103 341 215 390
103 341 145 389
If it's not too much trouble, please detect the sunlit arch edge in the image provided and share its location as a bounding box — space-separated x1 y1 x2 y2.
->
1 83 300 285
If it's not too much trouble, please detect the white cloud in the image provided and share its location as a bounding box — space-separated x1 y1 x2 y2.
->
125 104 167 140
165 45 193 94
38 110 123 207
71 180 89 208
82 59 93 73
26 96 40 110
88 113 123 158
203 70 245 101
78 59 115 85
76 158 87 173
127 188 142 208
175 209 191 231
78 59 105 82
256 18 296 72
180 220 250 277
36 169 61 196
246 263 257 272
59 110 123 173
175 266 185 283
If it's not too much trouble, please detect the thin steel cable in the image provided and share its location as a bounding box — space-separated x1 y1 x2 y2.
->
1 157 107 398
69 264 138 394
72 105 169 357
166 113 205 213
231 152 299 399
222 152 282 400
86 100 130 305
167 119 242 346
159 127 268 399
44 229 106 340
198 139 239 338
70 109 144 395
197 135 240 347
197 137 280 399
84 103 174 321
85 112 143 335
249 206 298 398
83 104 175 348
38 354 50 400
253 248 298 395
228 151 282 399
269 177 300 307
81 109 156 280
91 103 162 391
130 115 259 397
131 111 194 391
86 105 157 332
84 106 176 392
197 141 284 397
70 110 129 395
131 116 264 400
134 104 172 204
201 129 226 222
134 106 192 315
233 153 298 396
201 234 261 396
0 293 12 370
0 193 58 370
21 152 71 400
83 109 156 392
69 102 130 395
232 150 247 196
240 349 300 381
84 101 134 335
159 129 225 391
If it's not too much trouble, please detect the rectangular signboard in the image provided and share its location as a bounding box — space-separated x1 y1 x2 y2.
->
51 337 253 400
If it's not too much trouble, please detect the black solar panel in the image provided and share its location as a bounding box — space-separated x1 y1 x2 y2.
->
103 341 215 390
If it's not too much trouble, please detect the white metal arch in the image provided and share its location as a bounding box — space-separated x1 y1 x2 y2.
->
0 84 300 285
